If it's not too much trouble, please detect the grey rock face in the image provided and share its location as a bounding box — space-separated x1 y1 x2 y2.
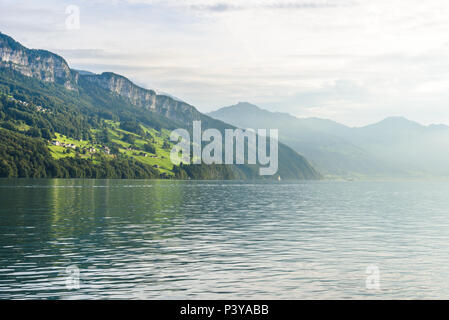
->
83 72 157 108
0 32 199 124
83 72 202 125
0 32 77 90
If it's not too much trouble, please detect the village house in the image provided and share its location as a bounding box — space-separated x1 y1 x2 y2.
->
35 105 48 113
51 140 76 149
62 143 76 149
82 147 96 153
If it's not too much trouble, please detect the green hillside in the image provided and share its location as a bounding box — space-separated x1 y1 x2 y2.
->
0 68 227 179
0 32 321 180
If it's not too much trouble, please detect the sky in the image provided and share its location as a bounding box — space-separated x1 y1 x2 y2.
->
1 0 449 126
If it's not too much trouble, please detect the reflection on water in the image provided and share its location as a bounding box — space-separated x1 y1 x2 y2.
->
1 179 449 299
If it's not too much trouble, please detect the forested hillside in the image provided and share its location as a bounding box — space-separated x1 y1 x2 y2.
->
0 32 320 180
0 68 238 179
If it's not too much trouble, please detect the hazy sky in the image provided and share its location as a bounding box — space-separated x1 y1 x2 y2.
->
1 0 449 126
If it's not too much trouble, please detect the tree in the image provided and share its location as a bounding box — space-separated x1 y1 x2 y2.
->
123 133 135 144
97 128 110 143
120 121 144 136
0 159 13 177
162 141 171 150
110 145 120 155
27 127 41 138
41 127 52 140
1 121 16 131
145 131 153 139
143 143 156 154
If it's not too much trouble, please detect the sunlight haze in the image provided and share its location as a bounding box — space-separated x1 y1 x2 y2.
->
2 0 449 126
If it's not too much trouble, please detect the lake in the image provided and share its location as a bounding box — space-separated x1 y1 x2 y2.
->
1 179 449 299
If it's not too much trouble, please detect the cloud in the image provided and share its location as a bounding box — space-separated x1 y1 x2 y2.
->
189 0 351 12
2 0 449 125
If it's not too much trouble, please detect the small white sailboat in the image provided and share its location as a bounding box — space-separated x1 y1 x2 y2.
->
278 175 281 181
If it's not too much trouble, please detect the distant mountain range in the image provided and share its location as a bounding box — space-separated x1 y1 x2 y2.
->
0 32 319 180
209 102 449 179
4 29 446 181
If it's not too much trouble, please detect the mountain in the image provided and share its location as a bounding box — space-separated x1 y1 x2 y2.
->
72 69 96 76
209 102 392 178
0 33 78 90
154 90 186 103
209 102 449 178
0 32 320 180
81 71 202 125
349 117 449 176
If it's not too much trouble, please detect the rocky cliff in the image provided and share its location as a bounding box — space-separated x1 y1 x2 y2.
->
83 72 203 125
0 31 203 124
0 32 77 90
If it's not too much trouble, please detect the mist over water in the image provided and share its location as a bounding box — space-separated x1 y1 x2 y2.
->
1 179 449 299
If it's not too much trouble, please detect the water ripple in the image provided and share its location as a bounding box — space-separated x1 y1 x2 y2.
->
1 179 449 299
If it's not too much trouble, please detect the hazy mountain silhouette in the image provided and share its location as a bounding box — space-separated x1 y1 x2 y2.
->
209 102 449 178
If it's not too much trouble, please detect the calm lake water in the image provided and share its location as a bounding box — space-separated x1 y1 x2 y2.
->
1 179 449 299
